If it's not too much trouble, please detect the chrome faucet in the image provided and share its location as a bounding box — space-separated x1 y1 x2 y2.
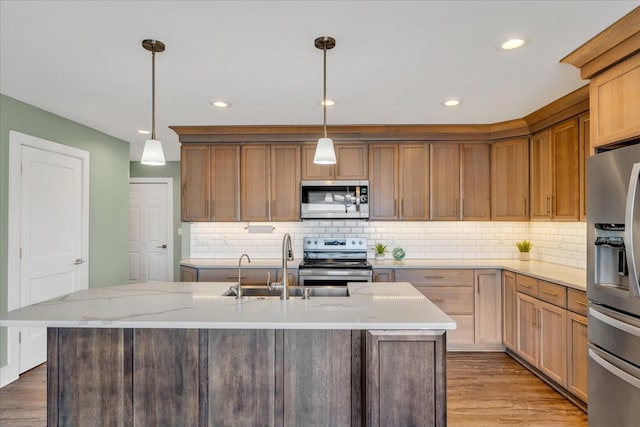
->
269 233 294 300
234 253 251 299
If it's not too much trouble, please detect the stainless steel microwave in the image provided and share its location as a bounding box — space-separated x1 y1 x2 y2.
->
300 180 369 219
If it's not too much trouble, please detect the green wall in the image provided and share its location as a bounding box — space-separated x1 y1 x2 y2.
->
0 94 130 369
129 161 182 281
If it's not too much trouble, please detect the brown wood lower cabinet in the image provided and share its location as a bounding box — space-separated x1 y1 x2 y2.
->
507 272 587 408
47 327 446 426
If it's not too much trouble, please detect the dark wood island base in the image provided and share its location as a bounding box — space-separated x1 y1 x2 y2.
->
47 328 446 426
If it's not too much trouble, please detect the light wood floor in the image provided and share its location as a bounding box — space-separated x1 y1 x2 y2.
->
1 352 586 426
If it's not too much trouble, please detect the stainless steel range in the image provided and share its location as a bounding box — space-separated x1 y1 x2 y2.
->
298 237 372 286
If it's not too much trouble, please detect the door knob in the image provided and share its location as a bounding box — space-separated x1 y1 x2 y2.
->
157 244 167 249
74 258 85 265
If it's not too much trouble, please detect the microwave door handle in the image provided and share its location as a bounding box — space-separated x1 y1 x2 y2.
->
625 163 640 297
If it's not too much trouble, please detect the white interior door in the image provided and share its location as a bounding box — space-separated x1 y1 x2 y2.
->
129 180 172 282
19 145 86 372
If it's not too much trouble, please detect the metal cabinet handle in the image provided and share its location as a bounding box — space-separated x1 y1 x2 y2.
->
157 244 167 249
574 300 588 307
74 258 85 265
430 298 445 303
424 275 445 279
540 290 557 297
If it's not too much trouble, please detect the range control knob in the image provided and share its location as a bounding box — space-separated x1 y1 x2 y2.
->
306 240 311 245
359 240 363 245
352 240 356 244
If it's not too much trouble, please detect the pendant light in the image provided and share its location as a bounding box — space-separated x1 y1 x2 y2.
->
313 36 337 165
140 39 166 166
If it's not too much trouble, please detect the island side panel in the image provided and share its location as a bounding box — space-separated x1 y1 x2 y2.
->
366 330 447 427
48 328 131 427
133 329 199 426
205 329 277 426
283 330 354 427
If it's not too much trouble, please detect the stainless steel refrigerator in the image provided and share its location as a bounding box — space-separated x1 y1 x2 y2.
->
587 142 640 426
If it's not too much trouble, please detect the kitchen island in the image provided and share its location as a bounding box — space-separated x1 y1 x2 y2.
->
1 282 455 427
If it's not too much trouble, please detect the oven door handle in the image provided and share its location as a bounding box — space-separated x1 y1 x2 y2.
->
589 346 640 390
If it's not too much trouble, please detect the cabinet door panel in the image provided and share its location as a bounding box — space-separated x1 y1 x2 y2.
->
301 142 334 180
502 271 517 351
271 144 300 221
579 113 590 221
369 144 398 220
460 143 490 220
491 138 529 220
210 145 240 221
475 270 502 345
530 130 552 220
399 143 429 220
335 143 368 179
567 312 588 402
516 293 538 366
430 143 460 220
241 145 270 221
539 301 567 386
552 118 580 220
181 145 210 221
284 330 353 426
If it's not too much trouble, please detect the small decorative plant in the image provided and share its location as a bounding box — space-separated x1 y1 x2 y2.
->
516 240 532 252
373 243 387 260
516 240 532 261
373 243 387 254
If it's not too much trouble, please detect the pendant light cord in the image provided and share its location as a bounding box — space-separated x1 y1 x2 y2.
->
151 42 156 140
323 39 327 138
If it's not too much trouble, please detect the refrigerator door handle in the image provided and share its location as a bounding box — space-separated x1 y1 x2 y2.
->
589 306 640 337
589 347 640 390
625 163 640 297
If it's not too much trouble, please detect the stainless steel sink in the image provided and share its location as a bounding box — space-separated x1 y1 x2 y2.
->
222 286 349 298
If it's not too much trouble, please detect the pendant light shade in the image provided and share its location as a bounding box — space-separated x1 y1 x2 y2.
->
314 36 336 165
141 39 166 166
313 137 336 164
141 139 166 165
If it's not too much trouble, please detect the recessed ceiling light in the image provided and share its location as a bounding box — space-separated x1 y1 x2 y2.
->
211 101 230 108
442 99 462 107
138 129 150 134
321 99 335 107
500 38 526 50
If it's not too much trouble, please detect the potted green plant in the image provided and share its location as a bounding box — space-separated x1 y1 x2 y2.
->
372 243 387 261
516 240 532 261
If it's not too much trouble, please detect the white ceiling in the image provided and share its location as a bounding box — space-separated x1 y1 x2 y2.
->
1 1 637 161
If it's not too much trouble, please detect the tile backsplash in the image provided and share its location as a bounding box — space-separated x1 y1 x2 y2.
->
189 221 586 269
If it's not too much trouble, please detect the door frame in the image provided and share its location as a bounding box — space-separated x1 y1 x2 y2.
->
129 177 174 282
2 131 89 387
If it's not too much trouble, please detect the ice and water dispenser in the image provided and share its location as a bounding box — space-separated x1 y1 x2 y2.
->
594 223 629 290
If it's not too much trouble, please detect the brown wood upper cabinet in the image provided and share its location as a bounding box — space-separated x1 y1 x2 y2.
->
461 143 491 220
491 138 529 220
430 143 460 220
369 143 430 220
590 53 640 149
399 143 429 220
241 144 300 221
301 142 368 180
369 144 399 220
181 144 240 222
530 118 580 221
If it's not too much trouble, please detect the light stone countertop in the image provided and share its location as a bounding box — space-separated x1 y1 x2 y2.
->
0 282 455 331
181 258 586 291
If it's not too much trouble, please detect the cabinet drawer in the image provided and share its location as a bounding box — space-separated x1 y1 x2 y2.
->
395 269 473 287
414 286 474 314
516 274 538 297
538 281 567 308
198 268 274 285
567 288 588 316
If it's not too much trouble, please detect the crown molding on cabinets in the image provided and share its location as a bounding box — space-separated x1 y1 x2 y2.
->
524 85 590 134
561 6 640 79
